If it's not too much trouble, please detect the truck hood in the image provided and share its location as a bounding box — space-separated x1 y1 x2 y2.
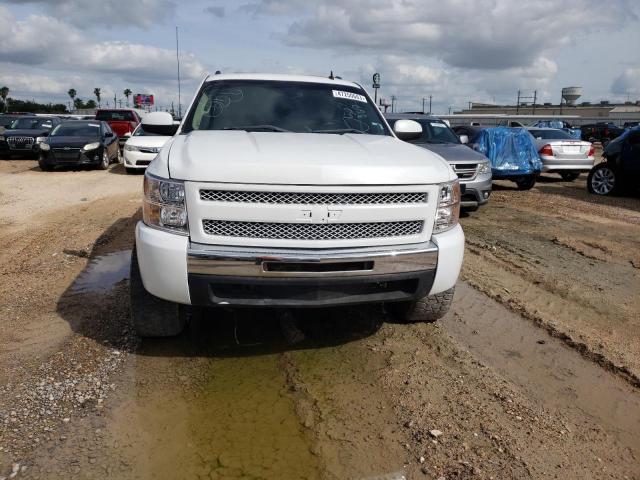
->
415 142 488 164
165 131 455 185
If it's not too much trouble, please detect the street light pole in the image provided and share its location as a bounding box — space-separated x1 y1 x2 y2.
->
429 95 432 115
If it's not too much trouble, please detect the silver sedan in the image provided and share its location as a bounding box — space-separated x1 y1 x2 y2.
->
528 128 595 181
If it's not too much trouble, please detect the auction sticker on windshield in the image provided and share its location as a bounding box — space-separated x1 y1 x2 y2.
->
332 90 368 103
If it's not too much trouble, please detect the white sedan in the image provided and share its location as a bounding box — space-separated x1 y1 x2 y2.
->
122 123 176 174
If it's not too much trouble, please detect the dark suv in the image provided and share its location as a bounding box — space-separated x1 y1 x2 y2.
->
0 116 63 158
580 122 624 143
587 127 640 195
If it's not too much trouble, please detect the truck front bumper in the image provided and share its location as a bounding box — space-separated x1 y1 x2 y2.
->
135 222 464 308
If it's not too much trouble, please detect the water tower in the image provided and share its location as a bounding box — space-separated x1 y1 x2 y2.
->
561 87 582 106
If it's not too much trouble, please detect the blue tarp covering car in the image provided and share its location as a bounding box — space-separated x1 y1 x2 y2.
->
474 127 542 176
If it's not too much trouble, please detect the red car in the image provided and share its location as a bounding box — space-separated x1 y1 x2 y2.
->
95 109 143 147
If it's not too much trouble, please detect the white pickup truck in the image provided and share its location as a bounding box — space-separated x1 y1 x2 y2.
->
130 73 464 336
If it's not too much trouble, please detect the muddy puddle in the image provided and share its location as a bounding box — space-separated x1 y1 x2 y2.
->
69 250 130 293
442 282 640 452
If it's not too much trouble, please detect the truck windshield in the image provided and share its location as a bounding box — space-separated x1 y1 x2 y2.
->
183 80 390 136
96 110 136 121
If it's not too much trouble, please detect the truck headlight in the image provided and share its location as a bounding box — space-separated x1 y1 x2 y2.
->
124 144 139 152
36 136 47 144
40 143 50 151
433 180 461 233
477 161 491 174
82 142 100 151
0 135 5 141
143 172 188 235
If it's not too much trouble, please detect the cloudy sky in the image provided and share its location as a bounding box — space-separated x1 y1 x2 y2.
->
1 0 639 113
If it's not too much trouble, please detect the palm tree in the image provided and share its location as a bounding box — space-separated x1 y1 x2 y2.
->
93 87 101 108
68 88 76 111
0 86 9 113
73 98 83 110
123 88 132 107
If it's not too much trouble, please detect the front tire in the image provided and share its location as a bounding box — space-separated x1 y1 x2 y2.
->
38 160 54 171
587 163 617 195
515 175 536 190
560 172 580 182
130 246 187 337
387 287 455 323
97 150 109 170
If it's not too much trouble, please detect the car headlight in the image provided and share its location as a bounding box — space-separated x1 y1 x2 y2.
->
82 142 101 151
40 143 50 151
433 180 461 233
125 144 139 152
0 135 6 141
36 136 47 144
143 172 188 235
477 161 491 174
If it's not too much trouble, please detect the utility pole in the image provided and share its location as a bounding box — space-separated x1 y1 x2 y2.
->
448 105 453 115
391 95 397 113
114 94 117 108
429 95 432 115
516 90 521 114
532 90 537 115
422 98 425 114
176 26 182 118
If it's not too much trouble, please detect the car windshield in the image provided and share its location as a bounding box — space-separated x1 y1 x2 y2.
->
183 80 390 135
9 118 53 130
529 129 573 140
390 118 460 144
50 122 101 137
96 110 136 121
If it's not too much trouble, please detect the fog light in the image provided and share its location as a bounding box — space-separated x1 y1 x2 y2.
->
160 205 187 228
483 191 490 199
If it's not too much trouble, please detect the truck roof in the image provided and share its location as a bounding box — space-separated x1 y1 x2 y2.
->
203 72 361 88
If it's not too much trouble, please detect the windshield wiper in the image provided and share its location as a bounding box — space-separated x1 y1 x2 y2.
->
313 128 366 134
223 125 291 133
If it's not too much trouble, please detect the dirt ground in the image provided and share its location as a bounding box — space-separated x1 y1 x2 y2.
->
0 159 639 480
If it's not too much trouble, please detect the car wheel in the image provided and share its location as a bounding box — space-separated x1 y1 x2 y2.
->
130 245 187 337
387 287 455 323
97 150 110 170
587 163 617 195
516 175 536 190
560 172 580 182
38 160 53 171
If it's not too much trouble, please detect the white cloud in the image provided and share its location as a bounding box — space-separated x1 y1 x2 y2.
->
247 0 637 70
3 0 176 29
612 68 640 96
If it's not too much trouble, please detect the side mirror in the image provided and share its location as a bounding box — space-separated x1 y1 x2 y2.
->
393 119 422 141
459 135 469 144
141 112 176 135
105 132 114 138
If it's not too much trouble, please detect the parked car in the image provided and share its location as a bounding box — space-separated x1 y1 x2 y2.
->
0 116 63 158
527 127 595 181
453 126 541 190
129 73 465 337
0 114 24 134
623 121 639 129
38 120 120 171
386 113 491 210
580 122 624 143
123 118 178 174
95 108 144 147
588 126 640 195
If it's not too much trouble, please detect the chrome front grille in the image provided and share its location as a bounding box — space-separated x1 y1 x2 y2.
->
7 136 34 149
452 163 478 180
199 190 428 205
202 220 424 241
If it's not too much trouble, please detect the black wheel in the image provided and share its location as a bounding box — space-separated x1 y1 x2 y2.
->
130 245 187 337
125 167 137 174
38 160 53 171
587 163 617 195
560 172 580 182
387 287 455 323
97 150 109 170
515 175 536 190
